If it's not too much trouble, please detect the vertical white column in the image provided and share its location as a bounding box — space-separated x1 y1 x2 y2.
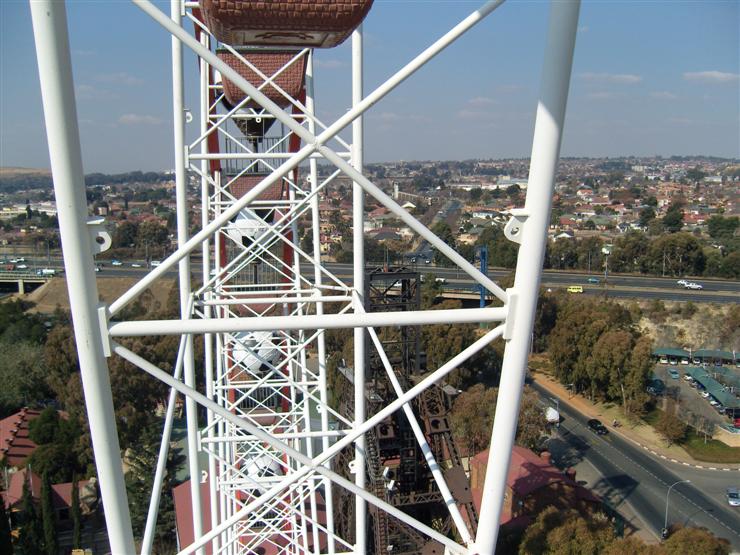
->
473 2 580 553
171 1 204 551
305 51 336 555
199 32 220 554
28 2 135 553
351 26 367 554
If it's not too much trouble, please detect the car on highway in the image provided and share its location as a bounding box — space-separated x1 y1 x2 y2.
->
111 260 123 266
435 277 446 284
16 264 28 270
727 487 740 507
587 419 608 435
677 279 688 286
150 260 161 267
567 285 583 294
685 282 703 290
587 277 600 284
668 368 680 379
131 263 143 268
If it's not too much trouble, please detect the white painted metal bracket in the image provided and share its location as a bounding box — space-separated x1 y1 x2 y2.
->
503 289 518 341
97 304 112 357
503 209 529 244
87 217 112 254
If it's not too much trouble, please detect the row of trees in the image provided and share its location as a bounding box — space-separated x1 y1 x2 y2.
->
509 506 730 555
547 297 653 416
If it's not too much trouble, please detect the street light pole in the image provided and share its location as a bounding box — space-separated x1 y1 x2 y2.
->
663 479 690 539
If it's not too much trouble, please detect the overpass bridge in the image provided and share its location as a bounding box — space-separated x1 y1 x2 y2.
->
0 270 52 294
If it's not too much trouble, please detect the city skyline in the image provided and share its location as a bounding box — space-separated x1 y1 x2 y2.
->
1 1 738 172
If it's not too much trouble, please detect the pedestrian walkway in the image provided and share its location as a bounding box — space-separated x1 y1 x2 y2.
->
531 370 740 472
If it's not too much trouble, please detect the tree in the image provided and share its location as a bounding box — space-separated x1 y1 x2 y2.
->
450 385 547 455
638 207 656 228
656 403 687 446
707 215 738 241
663 526 730 555
662 202 684 233
71 475 82 549
112 220 138 249
431 222 456 266
518 507 615 555
18 474 43 555
125 419 184 551
0 498 12 555
40 472 57 555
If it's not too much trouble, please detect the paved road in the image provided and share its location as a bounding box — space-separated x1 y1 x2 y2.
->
5 254 738 304
531 382 740 550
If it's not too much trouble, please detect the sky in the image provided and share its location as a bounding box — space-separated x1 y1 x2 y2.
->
1 0 738 173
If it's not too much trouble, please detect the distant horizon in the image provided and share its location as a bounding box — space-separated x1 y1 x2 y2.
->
2 153 739 177
1 2 737 172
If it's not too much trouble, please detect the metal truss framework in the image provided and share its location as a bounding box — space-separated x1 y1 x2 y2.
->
30 0 580 553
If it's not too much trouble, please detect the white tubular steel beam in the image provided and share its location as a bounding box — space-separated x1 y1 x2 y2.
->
170 2 203 549
28 2 136 552
109 306 507 336
474 2 580 553
351 26 367 555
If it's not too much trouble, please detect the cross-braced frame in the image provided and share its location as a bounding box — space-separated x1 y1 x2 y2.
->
30 0 580 553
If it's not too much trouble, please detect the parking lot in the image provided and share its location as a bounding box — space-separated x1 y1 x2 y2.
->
652 364 735 429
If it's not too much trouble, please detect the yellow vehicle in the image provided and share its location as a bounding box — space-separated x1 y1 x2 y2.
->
567 285 583 294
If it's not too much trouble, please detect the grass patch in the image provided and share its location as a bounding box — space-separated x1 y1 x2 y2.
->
642 407 661 427
642 407 740 463
681 428 740 464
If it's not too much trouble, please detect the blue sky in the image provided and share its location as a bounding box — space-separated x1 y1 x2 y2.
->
1 1 738 173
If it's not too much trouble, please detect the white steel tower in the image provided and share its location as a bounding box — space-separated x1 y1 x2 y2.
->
30 0 580 553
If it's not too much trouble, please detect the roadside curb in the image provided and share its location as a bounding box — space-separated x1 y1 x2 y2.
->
627 438 740 472
531 374 740 473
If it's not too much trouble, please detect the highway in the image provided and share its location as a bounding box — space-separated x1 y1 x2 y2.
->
2 253 738 304
532 382 740 550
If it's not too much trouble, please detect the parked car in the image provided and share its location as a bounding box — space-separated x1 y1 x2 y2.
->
701 391 710 398
685 282 703 290
680 357 689 365
692 357 701 365
587 419 608 435
668 368 680 379
727 488 740 507
659 356 669 364
683 374 694 383
150 260 162 267
587 277 600 284
668 357 679 365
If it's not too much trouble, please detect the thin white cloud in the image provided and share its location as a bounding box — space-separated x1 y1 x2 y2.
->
76 84 117 100
467 96 497 106
650 91 678 100
578 25 589 33
73 49 96 57
580 72 642 84
95 72 144 86
457 109 498 120
496 84 523 93
586 92 622 100
372 112 430 124
683 71 739 83
118 114 163 125
314 59 345 69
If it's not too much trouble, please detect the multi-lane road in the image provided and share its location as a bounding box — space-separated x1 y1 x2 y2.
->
3 253 738 304
532 382 740 550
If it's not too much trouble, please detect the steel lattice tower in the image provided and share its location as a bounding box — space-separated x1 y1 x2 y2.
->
30 1 580 553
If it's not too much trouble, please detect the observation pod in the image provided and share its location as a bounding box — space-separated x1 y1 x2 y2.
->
29 0 580 553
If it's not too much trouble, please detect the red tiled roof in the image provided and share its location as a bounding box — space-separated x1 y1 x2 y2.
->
0 408 41 468
1 468 89 512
